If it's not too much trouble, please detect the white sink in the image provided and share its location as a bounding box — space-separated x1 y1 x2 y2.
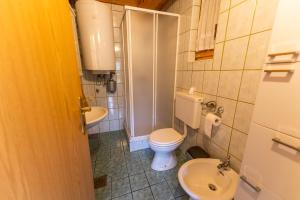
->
178 158 239 200
85 106 108 128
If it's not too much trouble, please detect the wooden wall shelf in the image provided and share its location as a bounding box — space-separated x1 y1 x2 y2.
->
195 49 214 60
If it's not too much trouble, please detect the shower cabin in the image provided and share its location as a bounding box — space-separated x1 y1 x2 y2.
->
121 7 179 150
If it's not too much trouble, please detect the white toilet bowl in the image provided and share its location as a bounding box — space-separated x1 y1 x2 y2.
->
149 128 184 171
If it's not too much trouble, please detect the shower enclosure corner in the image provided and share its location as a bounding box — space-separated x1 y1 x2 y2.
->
121 6 180 142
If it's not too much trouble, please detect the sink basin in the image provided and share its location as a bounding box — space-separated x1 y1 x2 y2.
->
85 106 108 128
178 158 239 200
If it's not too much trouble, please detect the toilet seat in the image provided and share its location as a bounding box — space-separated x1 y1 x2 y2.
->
149 128 184 146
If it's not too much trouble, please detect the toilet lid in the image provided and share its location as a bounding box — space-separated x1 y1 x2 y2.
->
150 128 183 146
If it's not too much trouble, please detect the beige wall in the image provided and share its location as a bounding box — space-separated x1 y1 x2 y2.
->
81 4 125 134
165 0 279 171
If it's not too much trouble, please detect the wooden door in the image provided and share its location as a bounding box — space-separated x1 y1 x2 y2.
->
0 0 95 199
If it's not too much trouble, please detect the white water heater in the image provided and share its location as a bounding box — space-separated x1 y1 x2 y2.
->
75 0 115 72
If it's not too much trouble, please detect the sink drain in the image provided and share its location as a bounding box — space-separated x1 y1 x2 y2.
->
208 183 217 191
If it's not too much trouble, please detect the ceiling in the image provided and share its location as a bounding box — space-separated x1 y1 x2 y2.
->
70 0 170 10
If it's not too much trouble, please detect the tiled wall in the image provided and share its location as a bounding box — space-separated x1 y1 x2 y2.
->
81 4 125 134
164 0 278 171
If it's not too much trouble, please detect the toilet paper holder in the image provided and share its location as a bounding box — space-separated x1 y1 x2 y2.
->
201 101 224 117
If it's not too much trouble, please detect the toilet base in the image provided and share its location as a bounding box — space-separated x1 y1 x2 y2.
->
151 151 177 171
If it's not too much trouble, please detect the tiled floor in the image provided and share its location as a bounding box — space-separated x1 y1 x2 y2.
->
89 130 190 200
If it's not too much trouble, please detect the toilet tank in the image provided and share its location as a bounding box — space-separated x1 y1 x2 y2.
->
175 92 203 129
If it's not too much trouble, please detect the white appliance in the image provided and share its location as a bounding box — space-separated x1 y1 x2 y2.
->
75 0 115 72
149 92 203 171
235 1 300 199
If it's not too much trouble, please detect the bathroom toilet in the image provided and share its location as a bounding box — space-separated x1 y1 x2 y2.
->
149 92 203 171
149 128 184 171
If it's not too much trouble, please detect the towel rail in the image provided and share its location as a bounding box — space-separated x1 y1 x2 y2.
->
240 175 261 192
272 137 300 152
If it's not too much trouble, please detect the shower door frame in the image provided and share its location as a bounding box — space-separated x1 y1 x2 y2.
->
122 6 180 138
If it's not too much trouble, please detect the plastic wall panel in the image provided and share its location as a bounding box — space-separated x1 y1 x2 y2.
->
155 14 178 130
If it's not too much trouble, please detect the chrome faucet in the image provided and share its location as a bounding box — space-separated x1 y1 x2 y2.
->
217 155 231 173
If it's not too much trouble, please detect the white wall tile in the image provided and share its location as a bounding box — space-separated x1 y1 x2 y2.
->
117 84 124 96
107 96 118 108
182 71 193 89
251 0 278 33
239 70 262 103
87 97 97 106
218 71 242 99
229 154 242 172
230 0 246 7
81 72 95 84
222 36 249 70
188 30 198 51
115 58 122 70
204 59 213 70
193 60 205 70
100 121 110 132
203 71 220 95
117 96 124 108
203 93 217 104
96 97 107 107
191 5 200 30
229 129 248 160
109 119 120 131
184 8 192 32
217 97 237 126
191 71 204 92
226 0 255 40
212 43 224 70
176 71 183 88
212 125 232 150
112 11 123 28
208 142 227 160
188 52 195 62
219 0 230 12
118 107 124 119
245 31 271 69
233 102 254 133
216 11 229 43
114 43 121 58
109 108 119 120
95 85 106 97
83 84 95 97
113 28 121 42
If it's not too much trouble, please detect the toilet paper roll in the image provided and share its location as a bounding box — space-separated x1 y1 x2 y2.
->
204 113 221 138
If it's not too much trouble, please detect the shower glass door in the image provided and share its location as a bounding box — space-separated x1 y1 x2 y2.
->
155 14 178 130
130 10 155 137
122 8 179 138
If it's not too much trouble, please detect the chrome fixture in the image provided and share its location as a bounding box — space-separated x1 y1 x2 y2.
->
106 72 116 93
215 106 224 117
96 74 106 86
217 155 231 174
202 101 217 112
95 72 117 94
202 101 224 117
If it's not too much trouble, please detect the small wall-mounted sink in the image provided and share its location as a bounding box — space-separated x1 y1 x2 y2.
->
85 106 108 128
178 158 239 200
